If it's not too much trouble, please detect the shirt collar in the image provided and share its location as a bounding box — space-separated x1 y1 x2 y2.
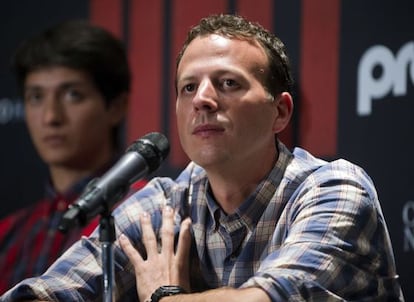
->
44 155 121 201
204 140 293 231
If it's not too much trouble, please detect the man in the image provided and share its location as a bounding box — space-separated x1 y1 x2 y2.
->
0 21 145 294
1 14 404 301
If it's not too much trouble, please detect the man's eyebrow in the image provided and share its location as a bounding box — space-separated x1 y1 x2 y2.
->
25 81 88 91
178 68 244 80
58 82 89 90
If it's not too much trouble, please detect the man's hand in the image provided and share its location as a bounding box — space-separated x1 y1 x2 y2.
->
119 206 191 302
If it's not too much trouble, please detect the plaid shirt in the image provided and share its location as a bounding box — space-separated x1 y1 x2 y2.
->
1 142 404 301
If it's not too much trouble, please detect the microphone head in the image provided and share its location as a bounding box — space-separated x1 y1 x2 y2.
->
127 132 170 172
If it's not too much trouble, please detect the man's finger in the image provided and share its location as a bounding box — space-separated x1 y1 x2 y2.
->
174 217 192 290
175 217 192 266
140 212 158 257
161 206 175 254
119 234 143 267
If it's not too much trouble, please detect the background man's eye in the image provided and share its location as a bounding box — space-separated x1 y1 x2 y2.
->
25 93 42 105
64 89 83 102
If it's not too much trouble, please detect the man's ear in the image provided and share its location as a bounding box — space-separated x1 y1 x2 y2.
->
272 92 293 134
108 92 128 126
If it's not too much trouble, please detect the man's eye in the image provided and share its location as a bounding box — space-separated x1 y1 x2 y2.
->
25 93 42 105
224 79 234 86
222 79 238 88
183 84 196 93
63 89 83 102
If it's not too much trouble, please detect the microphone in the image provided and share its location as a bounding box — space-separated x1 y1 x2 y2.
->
58 132 169 233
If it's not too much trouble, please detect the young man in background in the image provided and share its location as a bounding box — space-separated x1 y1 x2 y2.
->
0 20 145 294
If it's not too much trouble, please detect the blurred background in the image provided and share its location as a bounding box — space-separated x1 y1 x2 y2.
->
0 0 413 299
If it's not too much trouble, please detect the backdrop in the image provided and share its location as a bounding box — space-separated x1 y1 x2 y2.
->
0 0 412 299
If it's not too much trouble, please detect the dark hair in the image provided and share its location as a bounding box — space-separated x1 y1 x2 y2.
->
176 14 293 97
13 20 130 105
13 20 130 150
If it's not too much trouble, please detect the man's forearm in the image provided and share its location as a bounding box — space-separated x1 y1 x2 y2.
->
162 287 271 302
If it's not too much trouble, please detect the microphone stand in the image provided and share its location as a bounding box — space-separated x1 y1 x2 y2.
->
59 179 130 302
99 210 116 302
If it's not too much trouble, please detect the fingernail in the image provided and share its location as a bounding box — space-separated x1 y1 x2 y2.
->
164 205 173 213
141 211 149 219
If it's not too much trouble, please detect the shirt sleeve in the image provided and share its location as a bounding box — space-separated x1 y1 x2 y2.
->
241 159 403 301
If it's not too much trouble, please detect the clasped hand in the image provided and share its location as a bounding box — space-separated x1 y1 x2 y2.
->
119 206 191 301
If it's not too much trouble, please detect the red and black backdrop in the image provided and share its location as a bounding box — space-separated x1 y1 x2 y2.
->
1 0 413 299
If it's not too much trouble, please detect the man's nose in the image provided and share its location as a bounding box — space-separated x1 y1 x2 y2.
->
192 80 218 112
42 98 64 125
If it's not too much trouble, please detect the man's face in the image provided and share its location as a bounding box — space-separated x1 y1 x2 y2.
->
24 66 119 169
176 34 281 170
